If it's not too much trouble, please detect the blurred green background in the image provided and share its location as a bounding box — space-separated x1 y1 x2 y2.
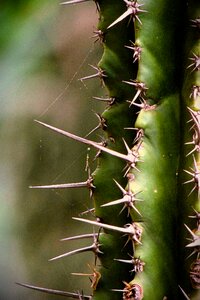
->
0 1 105 299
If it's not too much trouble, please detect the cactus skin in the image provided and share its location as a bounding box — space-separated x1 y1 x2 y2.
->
178 1 200 298
23 0 200 299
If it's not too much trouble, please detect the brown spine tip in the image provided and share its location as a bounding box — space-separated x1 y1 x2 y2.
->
92 29 105 43
190 259 200 289
122 281 143 300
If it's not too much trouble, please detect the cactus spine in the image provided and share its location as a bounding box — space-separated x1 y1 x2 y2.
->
22 0 200 299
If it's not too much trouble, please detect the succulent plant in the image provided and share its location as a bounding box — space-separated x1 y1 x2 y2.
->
18 0 200 299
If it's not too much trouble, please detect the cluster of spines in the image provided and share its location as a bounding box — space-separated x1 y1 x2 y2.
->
180 4 200 296
31 1 152 298
20 1 139 299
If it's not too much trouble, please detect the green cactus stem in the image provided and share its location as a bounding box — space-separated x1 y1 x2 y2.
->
19 0 200 299
177 1 200 298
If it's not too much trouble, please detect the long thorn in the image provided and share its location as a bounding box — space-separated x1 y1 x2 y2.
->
29 180 92 190
111 288 126 293
49 245 94 261
107 1 147 29
79 208 95 216
35 120 134 164
101 197 128 207
61 233 101 241
49 242 102 261
16 282 92 299
73 217 129 234
71 272 92 277
114 258 132 264
107 7 134 29
73 217 142 244
61 0 90 5
178 286 190 300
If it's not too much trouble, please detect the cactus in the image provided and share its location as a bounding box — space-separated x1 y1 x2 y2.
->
18 0 200 299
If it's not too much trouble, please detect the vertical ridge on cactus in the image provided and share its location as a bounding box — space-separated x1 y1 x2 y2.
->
21 0 200 299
